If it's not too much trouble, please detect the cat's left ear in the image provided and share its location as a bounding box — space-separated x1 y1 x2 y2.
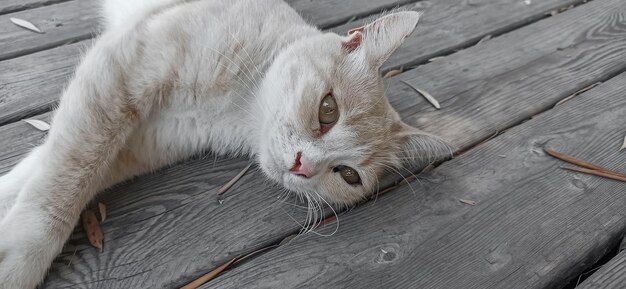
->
342 11 422 68
392 121 453 165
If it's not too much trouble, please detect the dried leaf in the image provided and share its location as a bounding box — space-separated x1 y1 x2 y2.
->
10 17 44 33
98 202 107 223
400 80 440 109
620 133 626 151
383 69 403 79
23 119 50 131
459 199 477 206
81 210 103 251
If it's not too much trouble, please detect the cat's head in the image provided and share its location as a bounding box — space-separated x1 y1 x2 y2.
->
256 11 451 205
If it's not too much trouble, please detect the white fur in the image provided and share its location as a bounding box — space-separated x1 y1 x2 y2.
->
0 1 448 288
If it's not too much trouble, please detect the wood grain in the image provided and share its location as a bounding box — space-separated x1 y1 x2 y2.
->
0 0 70 15
0 0 99 61
204 70 626 289
331 0 588 72
578 250 626 289
0 0 621 287
286 0 419 29
0 43 83 126
0 0 586 126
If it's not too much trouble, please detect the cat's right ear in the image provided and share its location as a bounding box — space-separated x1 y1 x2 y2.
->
342 11 422 68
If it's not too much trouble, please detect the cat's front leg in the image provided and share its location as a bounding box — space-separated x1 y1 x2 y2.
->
0 30 149 289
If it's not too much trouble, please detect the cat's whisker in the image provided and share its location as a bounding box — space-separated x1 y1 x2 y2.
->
380 163 418 196
310 191 340 237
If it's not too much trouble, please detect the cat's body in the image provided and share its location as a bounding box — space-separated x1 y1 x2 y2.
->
0 0 449 287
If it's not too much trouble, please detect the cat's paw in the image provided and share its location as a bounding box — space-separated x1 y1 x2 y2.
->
0 240 47 289
0 213 60 289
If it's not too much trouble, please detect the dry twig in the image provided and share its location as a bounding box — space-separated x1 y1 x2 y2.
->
218 163 252 195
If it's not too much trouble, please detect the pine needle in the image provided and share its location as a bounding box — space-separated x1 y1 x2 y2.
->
218 163 252 195
181 258 236 289
400 80 440 109
10 17 44 33
23 119 50 131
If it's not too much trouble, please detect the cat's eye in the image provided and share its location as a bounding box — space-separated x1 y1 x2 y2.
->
319 93 338 125
334 165 361 185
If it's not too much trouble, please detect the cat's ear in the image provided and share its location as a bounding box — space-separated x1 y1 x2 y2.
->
342 11 422 68
392 121 453 165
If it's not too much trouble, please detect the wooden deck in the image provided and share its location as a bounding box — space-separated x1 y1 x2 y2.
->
1 0 625 288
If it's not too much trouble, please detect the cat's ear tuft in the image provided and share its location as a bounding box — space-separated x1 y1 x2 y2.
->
343 11 422 68
392 121 453 165
342 28 364 53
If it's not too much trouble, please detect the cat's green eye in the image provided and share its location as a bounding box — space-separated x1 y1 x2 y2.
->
334 165 361 185
319 94 338 125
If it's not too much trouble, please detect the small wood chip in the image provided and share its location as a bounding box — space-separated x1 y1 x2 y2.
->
23 119 50 131
620 133 626 151
81 210 103 251
98 202 107 223
459 199 477 205
400 80 440 109
383 69 403 79
218 163 252 195
10 17 44 33
428 56 445 62
477 34 492 45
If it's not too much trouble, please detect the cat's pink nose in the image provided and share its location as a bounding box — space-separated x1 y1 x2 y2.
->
289 152 314 178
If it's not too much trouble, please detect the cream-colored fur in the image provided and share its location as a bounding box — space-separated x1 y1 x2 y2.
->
0 1 449 287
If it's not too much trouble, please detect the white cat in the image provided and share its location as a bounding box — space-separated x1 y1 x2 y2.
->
0 0 450 287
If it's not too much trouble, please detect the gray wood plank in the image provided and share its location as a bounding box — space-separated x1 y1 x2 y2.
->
0 0 70 15
0 43 83 126
286 0 419 28
0 0 589 128
0 0 99 61
332 0 588 72
578 249 626 289
205 70 626 289
0 0 620 287
0 113 49 174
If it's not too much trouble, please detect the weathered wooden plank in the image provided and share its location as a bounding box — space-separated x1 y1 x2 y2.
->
0 0 99 61
205 71 626 289
331 0 587 72
578 249 626 289
0 42 83 126
0 0 619 287
0 112 49 174
0 0 70 15
0 0 589 128
286 0 419 28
